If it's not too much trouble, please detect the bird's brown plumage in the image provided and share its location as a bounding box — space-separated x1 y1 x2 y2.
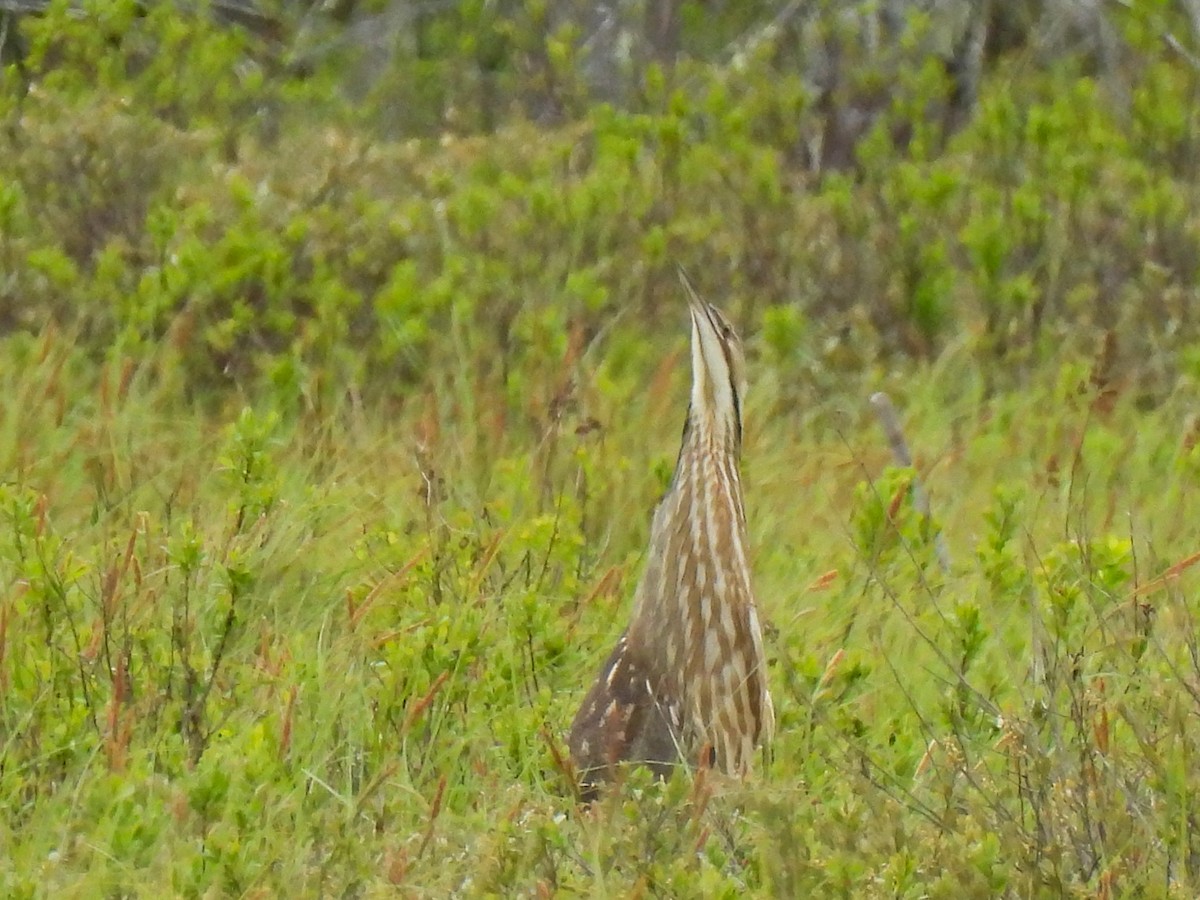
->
568 269 774 796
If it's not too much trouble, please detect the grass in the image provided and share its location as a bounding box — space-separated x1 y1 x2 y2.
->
7 2 1200 895
4 316 1200 897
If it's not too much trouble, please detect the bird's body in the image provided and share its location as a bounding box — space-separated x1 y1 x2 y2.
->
568 271 774 794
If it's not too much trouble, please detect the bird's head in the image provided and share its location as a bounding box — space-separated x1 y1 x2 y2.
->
678 266 746 452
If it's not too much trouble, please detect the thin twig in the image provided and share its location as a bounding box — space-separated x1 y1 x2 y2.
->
869 392 951 573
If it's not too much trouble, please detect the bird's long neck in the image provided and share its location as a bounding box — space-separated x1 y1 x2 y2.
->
673 419 747 540
627 418 751 671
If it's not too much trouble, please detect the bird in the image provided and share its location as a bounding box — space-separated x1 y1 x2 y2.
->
567 267 774 797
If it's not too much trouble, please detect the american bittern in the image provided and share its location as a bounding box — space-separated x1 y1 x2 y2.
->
568 268 774 795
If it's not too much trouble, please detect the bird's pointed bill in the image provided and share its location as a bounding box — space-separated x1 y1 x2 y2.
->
676 266 738 439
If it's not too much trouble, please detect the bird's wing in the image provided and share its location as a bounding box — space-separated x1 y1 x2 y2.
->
567 631 684 797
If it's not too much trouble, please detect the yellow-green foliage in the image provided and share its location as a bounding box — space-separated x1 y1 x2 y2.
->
5 1 1200 896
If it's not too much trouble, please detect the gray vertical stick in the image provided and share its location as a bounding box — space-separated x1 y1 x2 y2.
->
869 392 951 573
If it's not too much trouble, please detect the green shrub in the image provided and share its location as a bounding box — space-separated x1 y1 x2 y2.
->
7 2 1200 895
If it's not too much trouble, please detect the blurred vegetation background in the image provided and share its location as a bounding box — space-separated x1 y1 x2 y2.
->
3 0 1200 408
7 1 1200 896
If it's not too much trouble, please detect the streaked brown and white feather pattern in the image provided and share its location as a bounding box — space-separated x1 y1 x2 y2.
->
568 269 774 795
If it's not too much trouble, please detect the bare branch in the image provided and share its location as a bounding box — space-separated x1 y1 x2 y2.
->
869 391 951 573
